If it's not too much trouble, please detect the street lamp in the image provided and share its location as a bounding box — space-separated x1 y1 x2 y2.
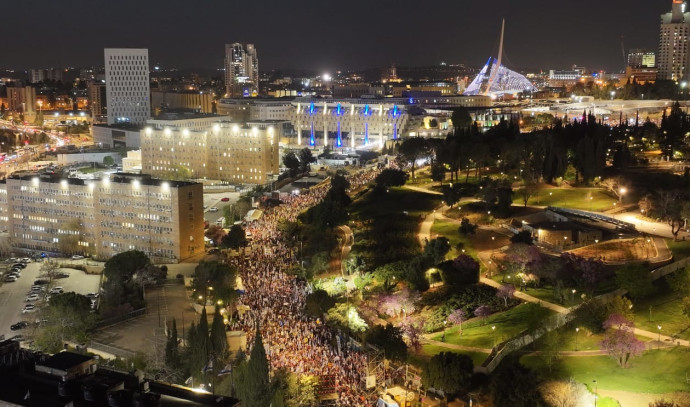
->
593 380 598 407
491 325 496 347
575 327 580 351
442 320 447 342
619 187 627 204
658 325 662 344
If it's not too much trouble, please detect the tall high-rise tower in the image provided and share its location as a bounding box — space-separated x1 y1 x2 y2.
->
224 43 259 98
104 48 151 125
659 0 690 81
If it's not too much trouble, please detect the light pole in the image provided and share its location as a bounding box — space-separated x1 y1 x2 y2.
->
442 320 447 342
593 380 598 407
575 327 580 351
658 325 662 346
491 325 496 347
619 187 627 204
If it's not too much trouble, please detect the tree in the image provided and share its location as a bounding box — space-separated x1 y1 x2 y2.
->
616 262 654 299
510 230 533 245
539 379 590 407
59 218 85 256
474 305 492 324
600 313 645 368
601 177 629 203
398 137 429 180
374 168 408 189
165 318 180 370
236 327 275 407
451 107 473 130
668 264 690 296
304 289 336 317
35 292 97 353
430 164 445 185
273 370 318 407
365 323 408 361
298 148 316 174
423 237 451 265
209 306 228 365
191 261 237 305
447 309 467 332
220 224 248 250
282 152 300 177
422 352 473 401
539 330 563 373
490 361 545 407
496 284 516 307
440 254 479 286
442 184 462 207
458 217 477 235
102 250 150 310
205 224 226 245
103 155 115 167
642 190 690 241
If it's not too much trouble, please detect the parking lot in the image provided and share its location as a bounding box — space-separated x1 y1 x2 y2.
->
203 191 240 227
0 259 101 340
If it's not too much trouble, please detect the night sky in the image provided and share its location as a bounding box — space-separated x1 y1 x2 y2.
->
2 0 672 72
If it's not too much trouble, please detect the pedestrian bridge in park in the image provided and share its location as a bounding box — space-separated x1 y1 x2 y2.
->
547 206 636 232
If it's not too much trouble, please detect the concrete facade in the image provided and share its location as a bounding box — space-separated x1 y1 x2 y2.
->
104 48 151 125
0 173 204 262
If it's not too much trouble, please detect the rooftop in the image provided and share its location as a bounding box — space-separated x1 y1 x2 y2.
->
38 351 93 371
5 172 201 188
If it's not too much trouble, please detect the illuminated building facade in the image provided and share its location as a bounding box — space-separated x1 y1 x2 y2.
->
659 0 690 80
140 120 280 183
104 48 151 125
0 174 204 262
224 43 259 98
291 100 408 148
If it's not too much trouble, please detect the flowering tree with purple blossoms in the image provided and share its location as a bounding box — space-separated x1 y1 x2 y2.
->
448 309 467 332
496 284 516 308
379 288 420 319
599 313 646 368
400 318 425 352
474 305 492 325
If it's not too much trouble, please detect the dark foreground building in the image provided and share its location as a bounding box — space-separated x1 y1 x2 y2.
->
0 340 239 407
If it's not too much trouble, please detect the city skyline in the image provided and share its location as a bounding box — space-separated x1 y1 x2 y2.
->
1 0 671 73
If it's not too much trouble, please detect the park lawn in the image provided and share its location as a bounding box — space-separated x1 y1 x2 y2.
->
513 187 616 211
411 344 488 367
633 279 690 341
351 186 441 219
430 218 479 261
666 239 690 261
522 347 690 394
430 302 555 349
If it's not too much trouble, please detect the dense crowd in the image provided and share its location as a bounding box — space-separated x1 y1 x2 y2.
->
230 167 381 405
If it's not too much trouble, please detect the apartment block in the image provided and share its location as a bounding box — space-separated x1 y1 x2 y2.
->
0 173 204 262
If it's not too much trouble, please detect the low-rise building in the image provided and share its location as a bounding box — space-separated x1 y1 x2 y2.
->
0 173 204 262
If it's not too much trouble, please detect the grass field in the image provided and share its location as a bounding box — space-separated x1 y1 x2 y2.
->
522 347 690 394
429 302 555 349
430 218 479 261
513 187 616 211
667 239 690 261
633 279 690 341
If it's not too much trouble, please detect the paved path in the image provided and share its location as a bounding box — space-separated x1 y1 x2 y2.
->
403 185 443 195
420 338 492 353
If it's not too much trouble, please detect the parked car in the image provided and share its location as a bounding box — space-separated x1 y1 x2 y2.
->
33 279 49 285
20 258 31 263
71 255 84 260
220 197 230 202
25 294 40 302
55 272 70 279
11 263 26 269
208 207 219 212
10 321 28 331
4 275 17 282
22 304 36 314
49 287 63 294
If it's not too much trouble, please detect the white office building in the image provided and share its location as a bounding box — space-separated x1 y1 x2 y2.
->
104 48 151 125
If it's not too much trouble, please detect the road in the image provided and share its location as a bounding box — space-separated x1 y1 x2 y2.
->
0 260 101 340
203 191 241 226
